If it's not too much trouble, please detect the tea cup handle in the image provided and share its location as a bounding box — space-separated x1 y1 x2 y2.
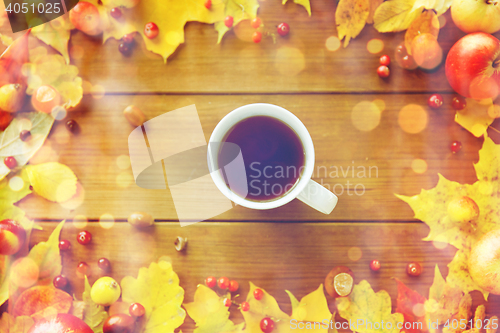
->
297 179 338 214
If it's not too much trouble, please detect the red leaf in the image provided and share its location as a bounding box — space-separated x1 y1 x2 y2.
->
395 278 427 333
12 286 72 321
0 30 30 86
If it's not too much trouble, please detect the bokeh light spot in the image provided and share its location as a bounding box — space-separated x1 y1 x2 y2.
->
9 176 24 191
99 214 115 229
72 215 88 229
325 36 341 52
432 241 448 250
398 104 428 134
60 182 85 210
438 15 447 28
367 39 384 54
351 101 382 132
275 47 305 76
116 172 134 188
413 303 425 317
51 106 67 121
91 85 106 99
116 155 131 170
348 247 363 262
372 99 386 112
411 159 427 174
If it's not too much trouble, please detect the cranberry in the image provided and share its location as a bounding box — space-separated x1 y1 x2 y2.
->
217 276 229 289
98 257 111 272
452 96 467 110
77 230 92 245
19 130 31 142
369 260 381 271
53 275 68 289
379 55 391 66
118 43 130 55
205 276 216 288
110 7 122 19
277 22 289 36
228 280 239 292
224 16 233 28
377 65 390 78
252 31 262 43
451 141 462 153
129 303 145 318
122 33 135 44
65 119 80 134
144 22 159 39
251 17 261 29
4 156 17 169
253 288 264 300
59 239 71 251
241 301 250 311
407 262 422 277
428 94 444 109
260 318 275 333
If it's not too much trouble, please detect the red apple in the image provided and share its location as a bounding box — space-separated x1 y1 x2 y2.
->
445 32 500 99
28 314 93 333
469 229 500 295
0 219 26 255
451 0 500 34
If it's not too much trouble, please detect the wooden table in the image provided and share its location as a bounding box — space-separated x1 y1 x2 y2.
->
4 0 500 330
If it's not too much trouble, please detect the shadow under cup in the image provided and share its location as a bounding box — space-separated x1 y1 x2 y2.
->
216 115 305 202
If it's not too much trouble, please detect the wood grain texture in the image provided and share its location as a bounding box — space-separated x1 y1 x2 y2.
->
18 93 499 222
30 222 500 331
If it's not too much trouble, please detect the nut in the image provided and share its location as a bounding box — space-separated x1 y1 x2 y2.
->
123 105 146 127
174 236 187 251
324 266 354 298
127 212 153 228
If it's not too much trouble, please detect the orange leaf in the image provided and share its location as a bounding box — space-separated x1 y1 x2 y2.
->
12 286 72 321
395 279 427 333
405 11 439 56
0 30 29 86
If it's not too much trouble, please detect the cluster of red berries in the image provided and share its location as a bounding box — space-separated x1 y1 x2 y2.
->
369 260 423 277
117 21 158 55
377 54 391 78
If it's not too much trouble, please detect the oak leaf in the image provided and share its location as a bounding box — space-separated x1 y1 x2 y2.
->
0 313 34 333
12 285 72 321
82 276 107 333
121 261 186 333
373 0 424 33
184 284 243 333
397 136 500 298
405 11 439 55
335 0 370 47
282 0 311 16
336 280 404 333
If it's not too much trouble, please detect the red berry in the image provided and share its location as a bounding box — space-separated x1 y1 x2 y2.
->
228 280 239 292
110 7 122 19
19 130 31 142
380 54 391 66
59 239 71 251
451 141 462 153
129 302 146 318
252 31 262 43
65 119 80 134
224 16 233 28
377 65 390 78
277 22 289 36
428 94 444 109
223 298 232 307
77 230 92 245
204 0 211 9
241 301 250 311
205 276 216 288
369 260 381 271
122 33 136 44
253 288 264 300
452 96 467 110
407 262 422 277
218 276 229 289
260 317 274 333
53 275 68 289
144 22 159 39
76 261 90 278
251 17 261 29
4 156 17 169
118 43 130 55
98 257 111 272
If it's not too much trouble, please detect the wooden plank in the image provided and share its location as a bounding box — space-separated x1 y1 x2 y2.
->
27 222 499 331
2 4 495 94
19 93 494 222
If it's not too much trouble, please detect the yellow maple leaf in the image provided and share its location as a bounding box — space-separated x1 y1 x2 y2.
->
336 280 404 333
285 285 334 332
373 0 423 33
455 99 497 138
282 0 311 16
241 282 290 333
335 0 370 47
31 14 74 64
24 162 77 203
0 313 34 333
405 10 439 55
121 261 185 333
82 276 108 333
214 0 259 44
184 285 243 333
397 136 500 298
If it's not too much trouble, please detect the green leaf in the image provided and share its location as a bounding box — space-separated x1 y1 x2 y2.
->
121 261 186 333
0 112 54 181
83 276 107 333
282 0 311 16
336 280 404 333
215 0 259 43
373 0 423 33
25 162 77 203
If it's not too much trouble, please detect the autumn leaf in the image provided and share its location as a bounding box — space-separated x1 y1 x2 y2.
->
121 261 186 333
454 99 496 138
12 285 72 321
31 14 74 64
282 0 311 16
373 0 424 33
413 0 452 15
241 282 290 333
336 280 404 333
285 284 333 332
397 136 500 298
24 162 77 203
405 11 439 55
0 169 32 221
367 0 384 24
395 279 427 333
184 284 243 333
0 30 29 86
82 276 107 333
335 0 370 47
0 313 34 333
25 47 83 108
215 0 259 44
